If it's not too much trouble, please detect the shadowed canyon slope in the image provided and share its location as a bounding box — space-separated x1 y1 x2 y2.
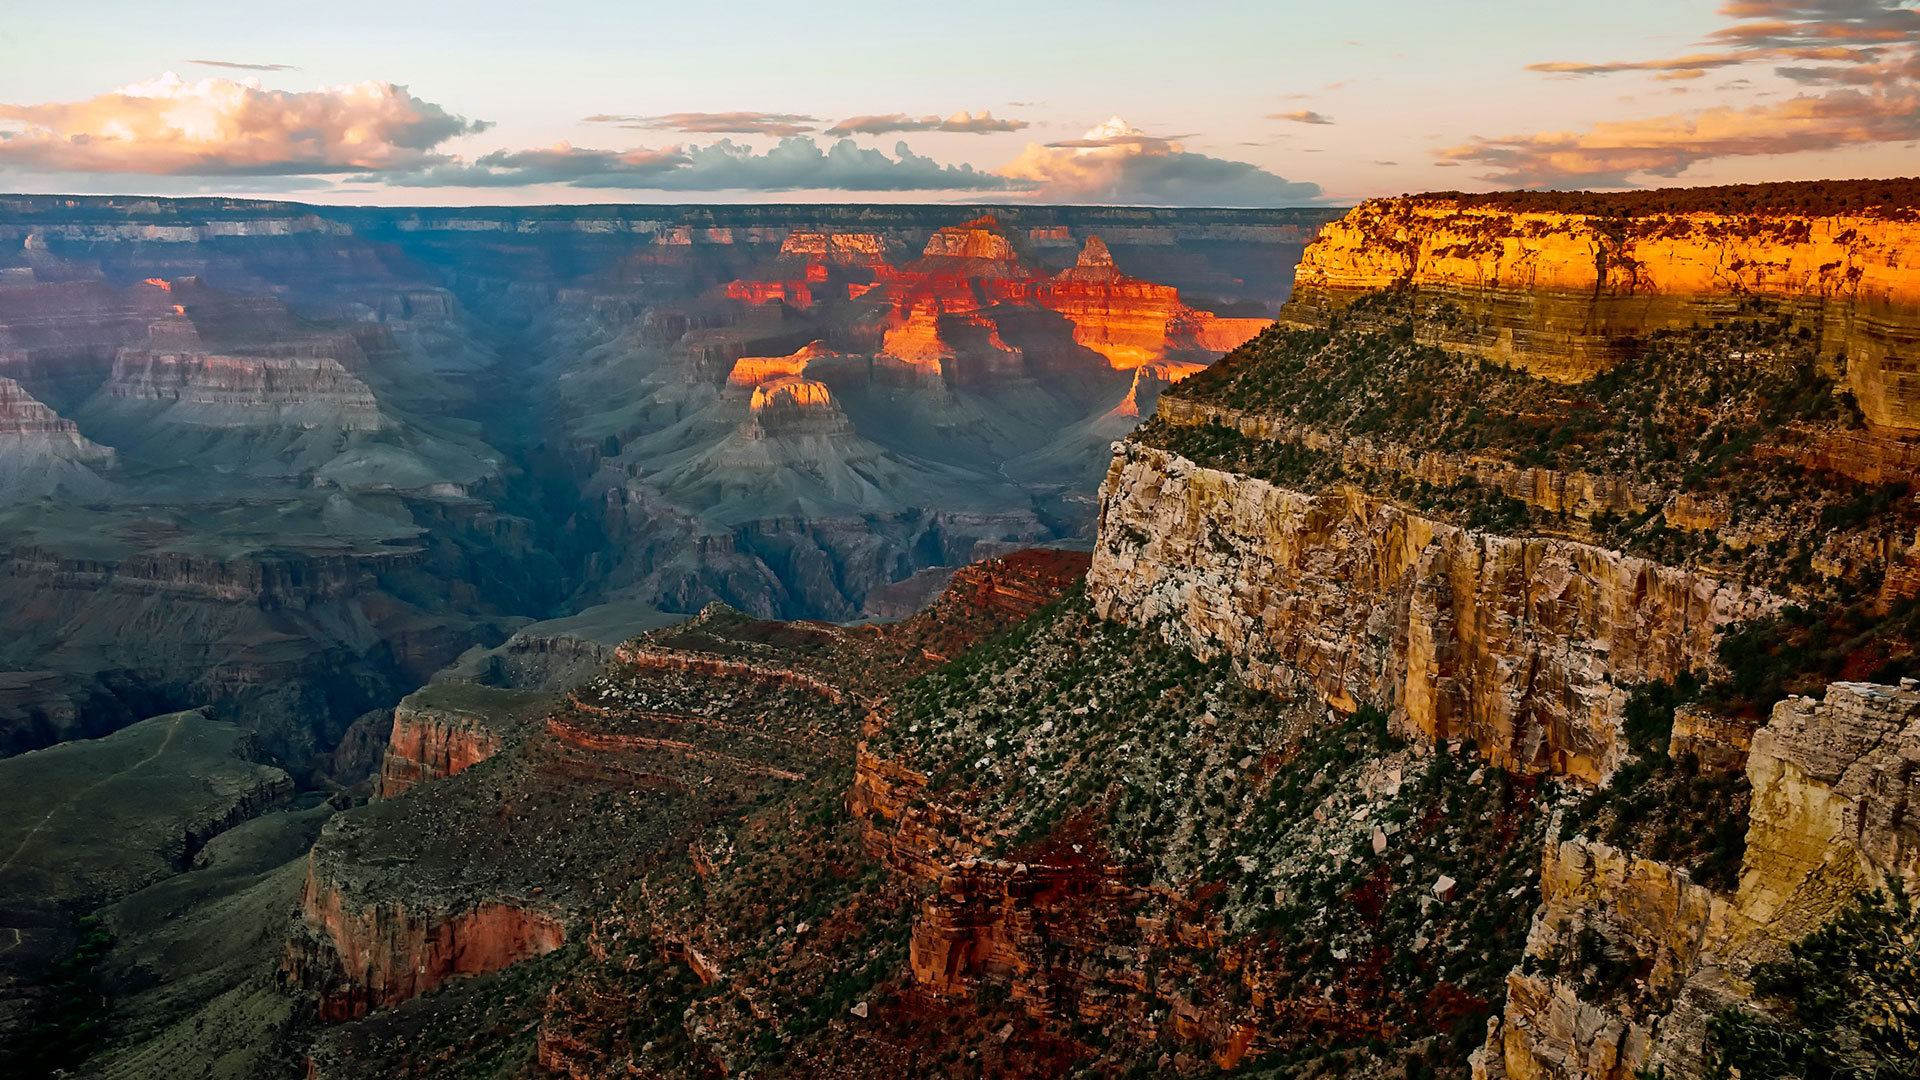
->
0 197 1331 770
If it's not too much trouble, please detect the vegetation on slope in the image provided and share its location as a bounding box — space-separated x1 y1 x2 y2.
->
1137 292 1918 714
884 590 1562 1078
1411 178 1920 218
1708 881 1920 1080
1557 680 1749 893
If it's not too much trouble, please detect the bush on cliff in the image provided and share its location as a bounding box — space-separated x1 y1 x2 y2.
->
1708 879 1920 1080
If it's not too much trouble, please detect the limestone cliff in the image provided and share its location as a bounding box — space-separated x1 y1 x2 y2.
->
1284 198 1920 430
1088 442 1776 784
1476 680 1920 1080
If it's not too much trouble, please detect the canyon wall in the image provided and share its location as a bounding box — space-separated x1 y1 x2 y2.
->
1282 199 1920 430
284 860 566 1021
1477 680 1920 1080
1087 442 1775 784
377 686 551 798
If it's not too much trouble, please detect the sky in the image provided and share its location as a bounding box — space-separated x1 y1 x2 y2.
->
0 0 1916 206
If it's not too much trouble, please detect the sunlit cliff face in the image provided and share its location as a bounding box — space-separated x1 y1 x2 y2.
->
777 231 890 263
726 341 837 387
1285 199 1920 429
1036 236 1268 370
748 375 836 413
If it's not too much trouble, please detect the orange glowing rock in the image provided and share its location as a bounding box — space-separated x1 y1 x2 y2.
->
879 301 955 370
1038 237 1268 369
921 215 1019 262
1286 199 1920 428
727 340 837 387
748 375 836 413
1112 359 1207 418
723 279 814 308
877 215 1036 319
724 231 893 311
142 277 173 291
778 230 890 264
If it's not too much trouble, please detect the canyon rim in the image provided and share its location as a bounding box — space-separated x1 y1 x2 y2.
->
4 3 1920 1079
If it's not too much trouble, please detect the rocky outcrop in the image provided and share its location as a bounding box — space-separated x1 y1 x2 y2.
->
777 230 890 264
100 347 385 430
1283 199 1920 431
284 859 566 1021
745 377 852 437
726 340 837 387
1037 237 1267 370
1739 680 1920 917
1088 443 1778 784
1476 680 1920 1080
1113 360 1206 419
377 685 551 798
939 548 1092 619
0 376 114 501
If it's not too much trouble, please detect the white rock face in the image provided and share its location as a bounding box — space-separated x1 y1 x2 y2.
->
1474 681 1920 1080
1087 443 1778 784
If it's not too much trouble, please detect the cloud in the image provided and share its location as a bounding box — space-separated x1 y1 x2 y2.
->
1269 109 1335 125
1453 0 1920 185
380 136 1019 192
0 72 485 175
997 116 1321 206
1440 87 1920 186
191 59 299 72
583 111 819 136
825 110 1027 136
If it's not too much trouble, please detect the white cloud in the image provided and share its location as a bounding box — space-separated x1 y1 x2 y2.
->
0 73 485 175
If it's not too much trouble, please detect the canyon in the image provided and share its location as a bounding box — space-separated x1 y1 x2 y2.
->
4 180 1916 1080
0 197 1324 772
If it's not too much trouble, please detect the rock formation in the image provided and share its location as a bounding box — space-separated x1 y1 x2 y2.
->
0 376 114 501
286 857 567 1021
377 684 553 798
1284 197 1920 430
1476 680 1920 1080
1088 442 1777 784
726 340 838 387
1037 236 1267 370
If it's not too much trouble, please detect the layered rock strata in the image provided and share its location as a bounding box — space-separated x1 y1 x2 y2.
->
377 685 554 798
285 862 567 1021
1037 237 1267 369
1283 199 1920 430
1476 680 1920 1080
1088 442 1778 784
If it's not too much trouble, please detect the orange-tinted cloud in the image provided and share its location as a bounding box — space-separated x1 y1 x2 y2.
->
1453 0 1920 184
583 111 820 136
1528 51 1756 75
825 111 1027 136
1441 87 1920 186
1269 110 1335 125
997 116 1320 205
0 72 484 175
